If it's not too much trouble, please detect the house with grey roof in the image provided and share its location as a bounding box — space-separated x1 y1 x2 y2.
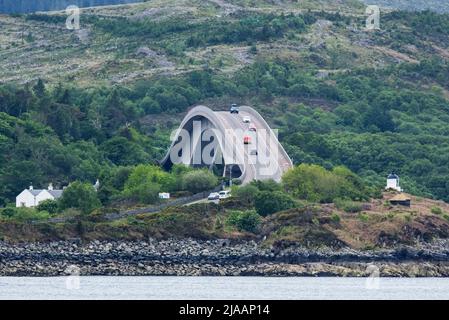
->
16 183 64 208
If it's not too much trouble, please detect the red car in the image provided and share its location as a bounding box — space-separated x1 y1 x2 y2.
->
243 136 251 144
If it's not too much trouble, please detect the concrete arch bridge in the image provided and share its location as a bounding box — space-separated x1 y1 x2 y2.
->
161 105 293 185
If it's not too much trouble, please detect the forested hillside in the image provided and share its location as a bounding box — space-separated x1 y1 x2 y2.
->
1 0 449 207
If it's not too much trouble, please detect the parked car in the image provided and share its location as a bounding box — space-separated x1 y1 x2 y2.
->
230 104 239 114
243 136 251 144
208 192 220 200
249 125 257 132
242 116 251 123
219 190 231 199
250 149 258 156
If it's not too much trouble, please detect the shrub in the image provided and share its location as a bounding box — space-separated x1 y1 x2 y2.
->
404 214 412 222
254 190 296 216
334 198 363 213
330 213 341 224
282 164 369 203
226 210 261 233
181 170 218 194
431 206 443 215
358 212 370 222
387 212 395 220
62 208 83 218
37 199 59 214
135 183 161 204
2 207 50 222
234 184 259 205
249 44 258 54
251 179 282 192
1 207 16 218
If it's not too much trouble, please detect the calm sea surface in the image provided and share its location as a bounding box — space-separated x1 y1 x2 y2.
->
0 277 449 300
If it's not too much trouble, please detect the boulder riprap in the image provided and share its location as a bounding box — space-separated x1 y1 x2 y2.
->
1 239 449 276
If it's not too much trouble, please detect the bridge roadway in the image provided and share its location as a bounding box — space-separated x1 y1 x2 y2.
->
161 105 293 184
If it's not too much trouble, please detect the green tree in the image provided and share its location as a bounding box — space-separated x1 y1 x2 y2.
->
59 181 101 214
101 136 150 166
33 78 46 98
123 165 175 204
181 170 218 194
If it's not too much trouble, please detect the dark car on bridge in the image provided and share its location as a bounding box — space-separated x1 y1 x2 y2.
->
230 104 239 114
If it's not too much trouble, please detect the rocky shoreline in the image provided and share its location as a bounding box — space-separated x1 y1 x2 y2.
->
1 239 449 277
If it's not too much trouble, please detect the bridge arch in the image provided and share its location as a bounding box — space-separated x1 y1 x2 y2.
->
160 105 293 185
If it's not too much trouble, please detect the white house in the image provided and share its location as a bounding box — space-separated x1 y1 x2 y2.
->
385 173 402 192
16 183 64 208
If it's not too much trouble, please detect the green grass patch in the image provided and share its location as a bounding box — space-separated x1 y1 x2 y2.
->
431 206 443 215
335 199 363 213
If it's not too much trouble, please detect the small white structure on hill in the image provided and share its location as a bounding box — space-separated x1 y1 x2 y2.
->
94 179 100 192
159 192 170 199
385 173 402 192
16 183 63 208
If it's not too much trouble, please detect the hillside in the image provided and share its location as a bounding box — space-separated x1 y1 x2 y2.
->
0 0 143 14
1 191 449 250
1 0 449 208
362 0 449 13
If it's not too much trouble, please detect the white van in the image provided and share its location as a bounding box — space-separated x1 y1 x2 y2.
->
218 190 231 199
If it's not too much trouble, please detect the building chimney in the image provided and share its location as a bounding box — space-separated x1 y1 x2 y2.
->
48 183 53 191
29 184 33 191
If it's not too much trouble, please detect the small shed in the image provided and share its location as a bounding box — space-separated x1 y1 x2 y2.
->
389 194 411 207
159 192 170 199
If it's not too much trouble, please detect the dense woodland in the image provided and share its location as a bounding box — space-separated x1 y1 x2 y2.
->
1 9 449 216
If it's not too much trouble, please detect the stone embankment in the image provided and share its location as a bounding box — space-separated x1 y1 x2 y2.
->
1 239 449 276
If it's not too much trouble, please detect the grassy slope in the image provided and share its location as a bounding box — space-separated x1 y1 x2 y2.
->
1 0 446 91
0 0 379 86
362 0 449 13
1 192 449 249
0 0 445 88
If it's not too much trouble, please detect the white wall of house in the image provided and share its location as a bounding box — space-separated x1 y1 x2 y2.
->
16 189 57 208
16 190 37 207
35 190 55 205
